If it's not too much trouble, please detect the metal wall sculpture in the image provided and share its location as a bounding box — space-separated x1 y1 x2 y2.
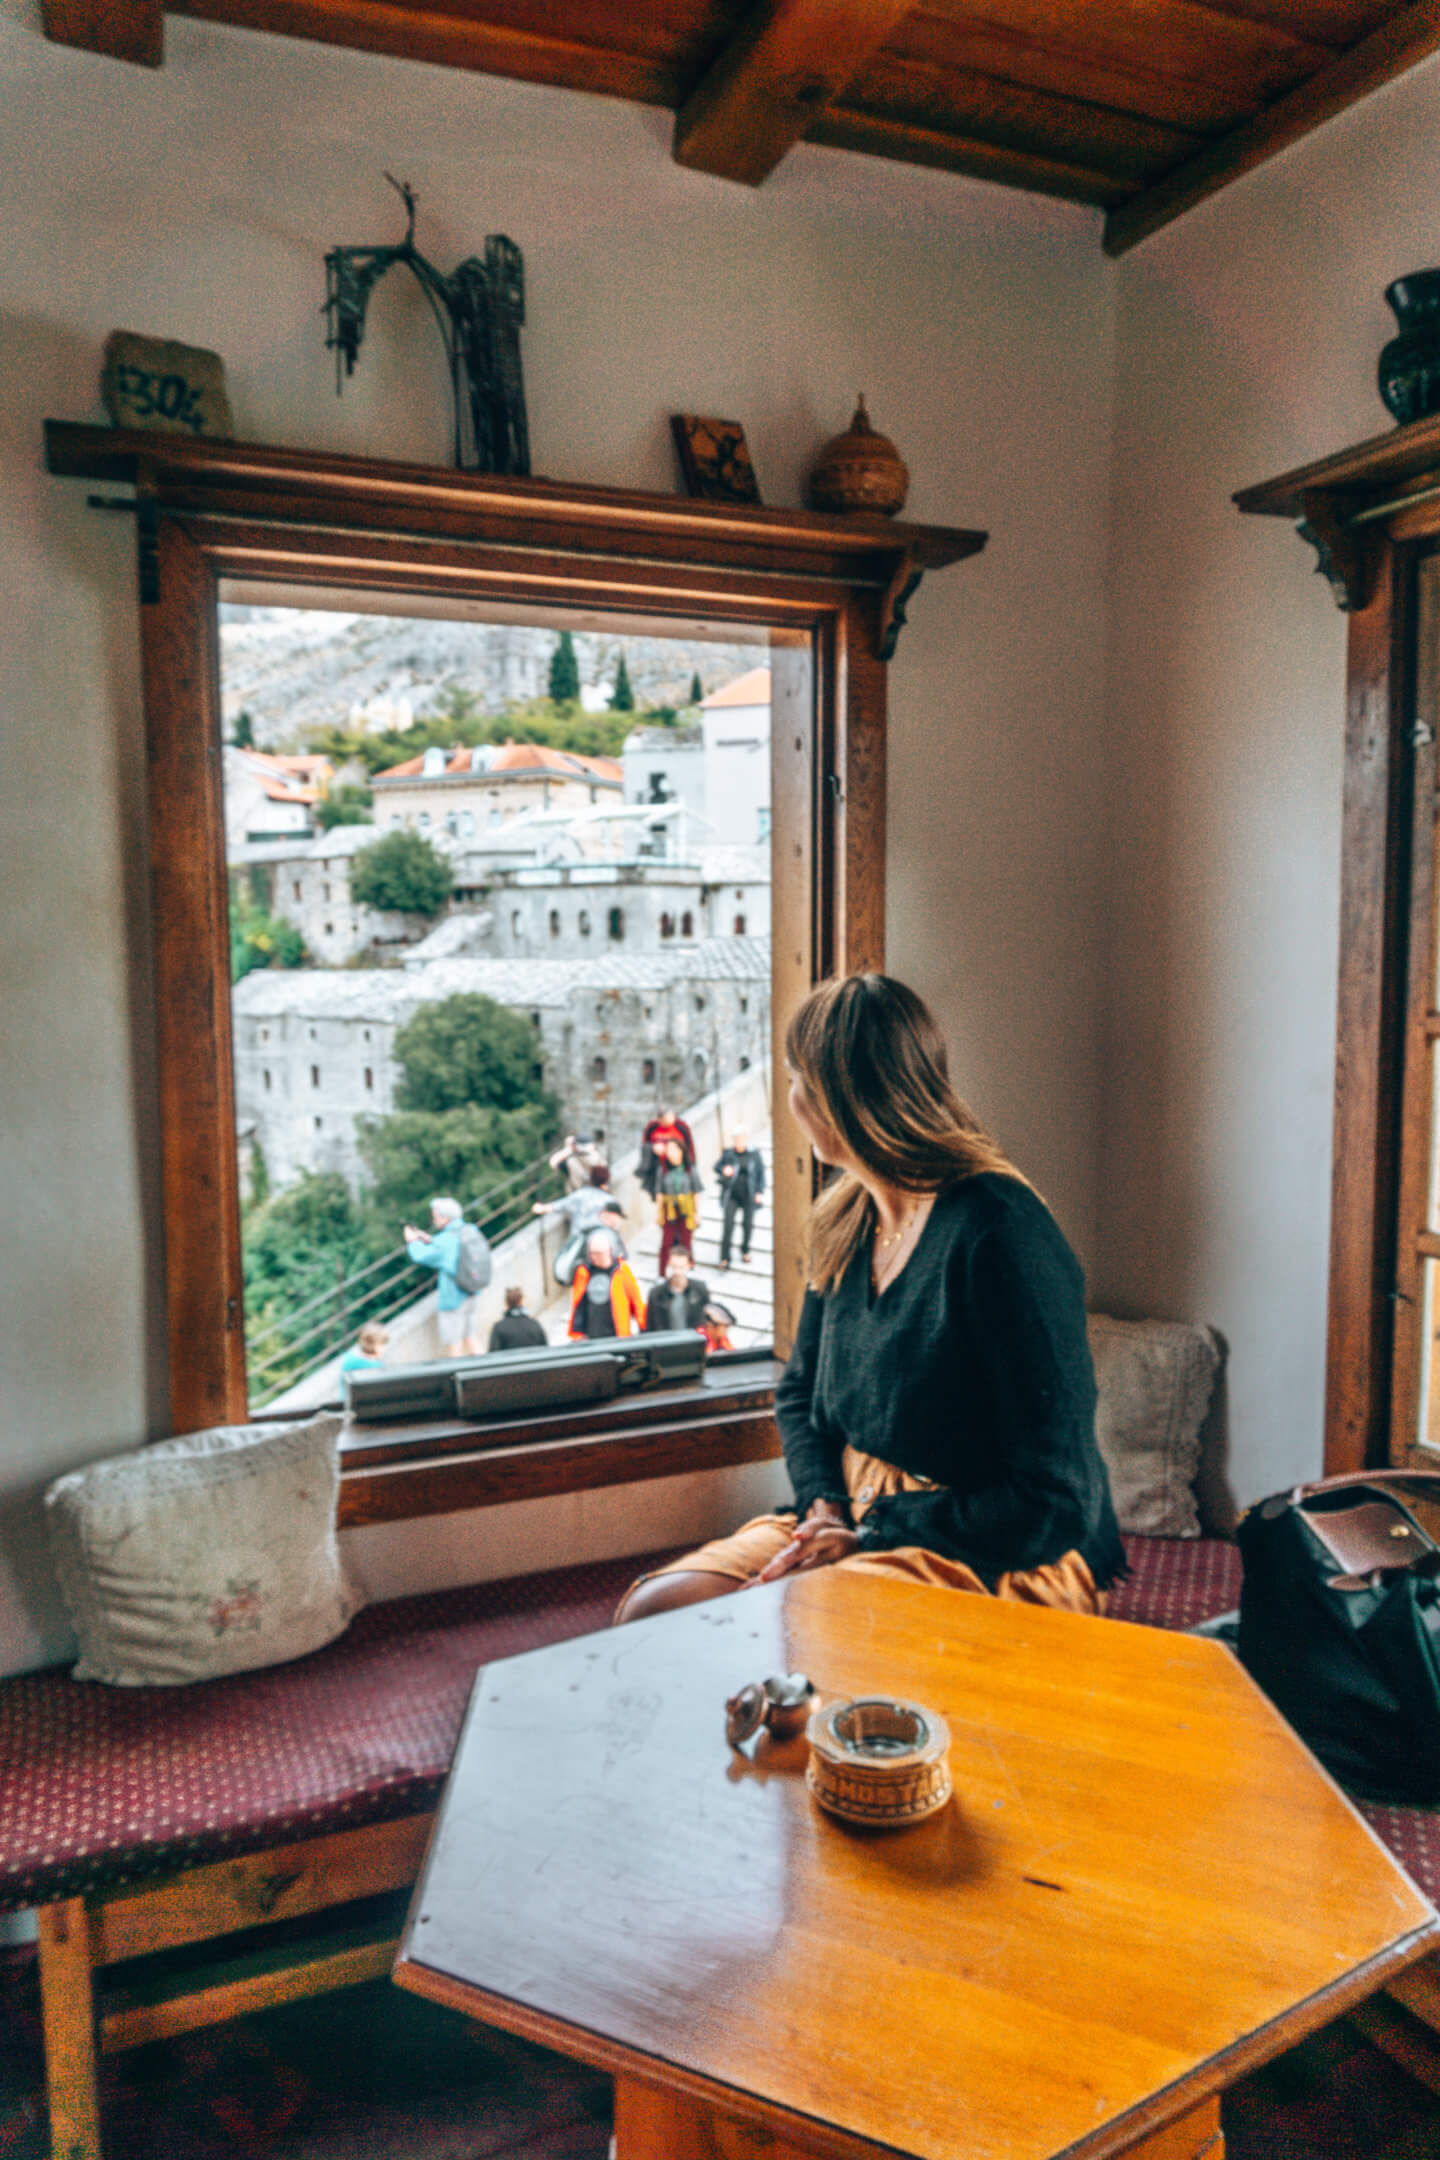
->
324 176 529 475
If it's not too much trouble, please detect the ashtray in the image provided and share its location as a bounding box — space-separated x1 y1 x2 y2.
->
805 1696 951 1826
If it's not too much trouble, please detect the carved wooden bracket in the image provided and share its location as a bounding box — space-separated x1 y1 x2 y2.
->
1238 411 1440 612
1296 488 1368 613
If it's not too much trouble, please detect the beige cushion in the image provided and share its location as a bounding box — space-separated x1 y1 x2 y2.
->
45 1414 359 1685
1087 1314 1222 1539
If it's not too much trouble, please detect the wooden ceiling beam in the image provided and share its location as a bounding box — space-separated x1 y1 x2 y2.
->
808 104 1129 207
41 0 163 65
171 0 679 104
1104 0 1440 254
673 0 916 187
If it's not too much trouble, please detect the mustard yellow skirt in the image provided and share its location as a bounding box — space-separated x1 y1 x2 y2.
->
621 1445 1104 1616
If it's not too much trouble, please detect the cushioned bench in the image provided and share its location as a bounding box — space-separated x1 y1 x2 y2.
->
7 1535 1439 2160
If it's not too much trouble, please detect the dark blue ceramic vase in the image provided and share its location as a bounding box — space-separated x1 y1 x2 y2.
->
1379 272 1440 424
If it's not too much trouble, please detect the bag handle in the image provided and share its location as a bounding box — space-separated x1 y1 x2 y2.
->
1290 1468 1440 1502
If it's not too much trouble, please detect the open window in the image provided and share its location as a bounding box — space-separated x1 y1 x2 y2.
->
46 421 983 1489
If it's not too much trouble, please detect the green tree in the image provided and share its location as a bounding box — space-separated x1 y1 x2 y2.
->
233 710 255 749
392 992 548 1113
360 1101 555 1229
360 993 559 1227
230 891 306 981
548 630 580 704
314 783 374 830
242 1172 386 1398
610 654 635 712
688 671 703 706
351 829 452 917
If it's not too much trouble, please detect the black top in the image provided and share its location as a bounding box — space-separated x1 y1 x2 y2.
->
645 1281 709 1332
715 1147 765 1203
775 1173 1125 1591
489 1309 548 1352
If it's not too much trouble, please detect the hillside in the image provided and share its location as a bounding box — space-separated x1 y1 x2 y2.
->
218 607 763 750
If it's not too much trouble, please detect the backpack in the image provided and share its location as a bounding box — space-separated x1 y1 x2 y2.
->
1237 1470 1440 1802
454 1222 492 1297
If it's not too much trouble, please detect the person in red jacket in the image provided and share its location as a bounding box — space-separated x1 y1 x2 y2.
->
567 1230 646 1340
639 1105 696 1203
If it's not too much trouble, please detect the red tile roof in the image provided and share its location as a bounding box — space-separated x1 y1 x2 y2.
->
701 667 770 710
373 741 622 785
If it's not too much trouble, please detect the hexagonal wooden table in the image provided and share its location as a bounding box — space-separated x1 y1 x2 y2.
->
394 1570 1438 2160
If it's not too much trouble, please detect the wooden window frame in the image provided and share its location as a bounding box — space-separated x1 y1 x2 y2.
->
1238 414 1440 1472
46 421 984 1499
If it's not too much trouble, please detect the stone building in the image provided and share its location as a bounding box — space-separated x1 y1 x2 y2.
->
456 845 770 960
371 740 622 836
232 936 771 1191
222 747 333 849
700 668 771 848
231 824 435 968
621 723 704 820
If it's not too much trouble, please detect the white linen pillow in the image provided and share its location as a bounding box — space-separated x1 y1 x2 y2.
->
1087 1314 1222 1540
45 1414 359 1685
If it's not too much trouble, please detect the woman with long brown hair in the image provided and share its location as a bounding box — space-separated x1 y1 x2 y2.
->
616 972 1123 1621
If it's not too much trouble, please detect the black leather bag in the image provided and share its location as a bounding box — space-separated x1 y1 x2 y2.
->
1237 1470 1440 1802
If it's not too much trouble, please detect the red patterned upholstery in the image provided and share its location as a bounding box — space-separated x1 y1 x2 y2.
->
5 1531 1438 1924
1109 1534 1243 1631
0 1552 674 1914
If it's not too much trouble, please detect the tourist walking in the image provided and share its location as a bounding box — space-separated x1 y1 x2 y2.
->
489 1285 548 1352
655 1138 701 1272
644 1247 710 1334
639 1106 696 1205
533 1162 626 1282
549 1132 600 1192
567 1230 646 1340
714 1130 764 1267
404 1197 489 1358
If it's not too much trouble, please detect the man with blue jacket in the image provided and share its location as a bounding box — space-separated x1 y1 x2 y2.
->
404 1196 484 1356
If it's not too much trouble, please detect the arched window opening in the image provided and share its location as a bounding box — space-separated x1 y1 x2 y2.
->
578 910 591 937
681 910 694 939
591 1055 607 1085
608 907 624 940
659 913 674 939
642 1057 656 1086
734 914 746 936
549 909 561 938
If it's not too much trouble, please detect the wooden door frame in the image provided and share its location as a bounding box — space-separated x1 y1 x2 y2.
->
44 425 986 1444
1236 417 1440 1471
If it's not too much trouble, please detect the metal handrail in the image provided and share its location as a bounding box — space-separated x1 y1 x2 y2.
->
246 1145 561 1402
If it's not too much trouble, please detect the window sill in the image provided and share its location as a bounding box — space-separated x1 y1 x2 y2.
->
336 1358 782 1527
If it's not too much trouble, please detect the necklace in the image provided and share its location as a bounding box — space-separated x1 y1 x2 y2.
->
875 1203 920 1252
871 1196 929 1290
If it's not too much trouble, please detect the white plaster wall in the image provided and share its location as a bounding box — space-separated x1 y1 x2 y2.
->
0 1 1112 1671
1098 54 1440 1506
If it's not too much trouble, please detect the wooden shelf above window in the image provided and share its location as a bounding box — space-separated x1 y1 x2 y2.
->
44 420 986 658
1235 411 1440 612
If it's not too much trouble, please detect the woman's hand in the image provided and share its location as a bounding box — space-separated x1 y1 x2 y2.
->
754 1507 860 1584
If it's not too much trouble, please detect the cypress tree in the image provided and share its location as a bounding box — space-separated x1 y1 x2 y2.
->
688 671 703 706
611 654 635 712
548 631 580 704
233 710 255 748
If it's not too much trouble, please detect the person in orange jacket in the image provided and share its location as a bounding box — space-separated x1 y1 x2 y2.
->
568 1230 646 1340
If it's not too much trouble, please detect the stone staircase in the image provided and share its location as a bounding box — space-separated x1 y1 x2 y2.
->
536 1134 774 1350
